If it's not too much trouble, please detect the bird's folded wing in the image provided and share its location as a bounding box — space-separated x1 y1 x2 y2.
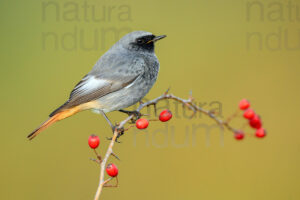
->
49 56 145 116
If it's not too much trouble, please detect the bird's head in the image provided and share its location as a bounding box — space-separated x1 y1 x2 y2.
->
116 31 166 53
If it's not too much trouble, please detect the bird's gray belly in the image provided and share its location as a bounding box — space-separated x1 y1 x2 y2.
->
95 61 159 113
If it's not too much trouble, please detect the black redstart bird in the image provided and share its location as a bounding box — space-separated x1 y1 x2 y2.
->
28 31 166 140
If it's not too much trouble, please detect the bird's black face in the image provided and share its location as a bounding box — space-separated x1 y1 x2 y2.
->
132 35 156 52
130 34 166 52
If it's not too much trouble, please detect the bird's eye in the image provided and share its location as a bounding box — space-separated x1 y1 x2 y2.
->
136 39 144 44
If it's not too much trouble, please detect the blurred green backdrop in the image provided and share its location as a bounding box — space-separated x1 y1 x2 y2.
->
1 0 300 199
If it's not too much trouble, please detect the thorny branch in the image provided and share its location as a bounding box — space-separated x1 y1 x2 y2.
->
93 91 238 200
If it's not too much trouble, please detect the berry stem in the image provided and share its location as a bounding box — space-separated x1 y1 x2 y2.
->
225 109 240 123
93 149 102 163
103 177 118 187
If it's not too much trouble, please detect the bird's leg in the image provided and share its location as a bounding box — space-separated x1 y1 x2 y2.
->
100 111 124 142
100 111 115 131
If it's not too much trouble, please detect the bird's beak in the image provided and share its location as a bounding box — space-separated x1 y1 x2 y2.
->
153 35 167 42
147 35 167 43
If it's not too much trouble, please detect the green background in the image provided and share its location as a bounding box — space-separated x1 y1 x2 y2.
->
1 0 299 199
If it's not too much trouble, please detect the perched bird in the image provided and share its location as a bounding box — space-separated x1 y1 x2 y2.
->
28 31 166 140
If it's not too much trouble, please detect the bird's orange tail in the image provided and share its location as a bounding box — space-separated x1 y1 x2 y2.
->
27 107 81 140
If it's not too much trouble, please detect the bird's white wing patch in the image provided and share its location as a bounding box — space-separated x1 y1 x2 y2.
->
71 76 109 98
79 76 108 92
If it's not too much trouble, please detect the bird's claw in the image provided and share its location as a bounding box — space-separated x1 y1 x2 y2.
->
119 110 142 121
107 126 124 143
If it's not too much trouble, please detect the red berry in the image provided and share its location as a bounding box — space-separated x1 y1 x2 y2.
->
106 163 118 177
243 109 255 119
239 99 250 110
249 115 262 129
255 128 266 138
88 135 100 149
136 118 149 129
159 109 172 122
234 131 244 140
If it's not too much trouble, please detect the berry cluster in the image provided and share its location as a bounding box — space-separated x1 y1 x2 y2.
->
234 99 267 140
135 109 172 129
87 103 266 187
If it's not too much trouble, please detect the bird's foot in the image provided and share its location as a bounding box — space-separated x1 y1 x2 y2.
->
107 126 125 143
119 110 142 118
119 110 142 123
